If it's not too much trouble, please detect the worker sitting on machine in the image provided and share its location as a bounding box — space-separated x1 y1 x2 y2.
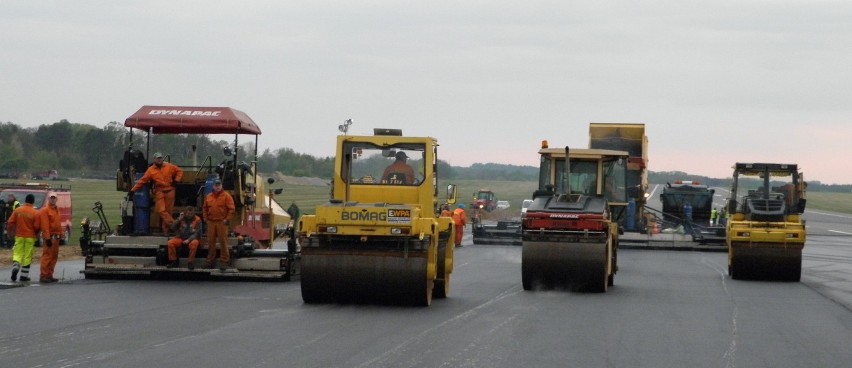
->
382 151 415 185
166 208 202 270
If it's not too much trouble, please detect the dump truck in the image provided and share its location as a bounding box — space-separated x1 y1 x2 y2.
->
298 128 457 306
522 143 628 292
589 123 648 232
726 163 806 281
80 106 299 280
660 180 725 243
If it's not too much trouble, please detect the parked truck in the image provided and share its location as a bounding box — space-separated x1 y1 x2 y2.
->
522 143 628 292
80 106 299 281
726 163 806 281
298 128 457 306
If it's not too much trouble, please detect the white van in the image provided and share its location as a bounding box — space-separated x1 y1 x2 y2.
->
521 199 533 215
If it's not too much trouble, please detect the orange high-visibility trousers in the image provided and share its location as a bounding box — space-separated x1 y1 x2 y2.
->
39 238 59 279
454 224 464 246
167 237 199 262
205 221 230 265
154 189 176 232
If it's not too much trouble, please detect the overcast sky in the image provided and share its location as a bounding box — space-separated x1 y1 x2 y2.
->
2 1 851 184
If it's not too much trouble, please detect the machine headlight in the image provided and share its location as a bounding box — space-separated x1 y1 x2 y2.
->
738 232 750 237
319 226 337 233
390 228 411 235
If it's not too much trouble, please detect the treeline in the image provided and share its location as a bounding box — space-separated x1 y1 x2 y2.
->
1 121 850 192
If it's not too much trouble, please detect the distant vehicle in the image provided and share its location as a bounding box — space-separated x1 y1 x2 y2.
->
521 199 533 215
472 191 521 246
471 189 497 212
31 169 59 181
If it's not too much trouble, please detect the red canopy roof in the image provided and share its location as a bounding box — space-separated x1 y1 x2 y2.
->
124 106 262 135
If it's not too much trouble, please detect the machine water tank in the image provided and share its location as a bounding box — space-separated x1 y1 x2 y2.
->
133 173 151 235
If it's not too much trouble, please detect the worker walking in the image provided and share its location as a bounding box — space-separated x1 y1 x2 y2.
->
130 152 184 234
38 194 62 283
166 208 202 270
710 207 718 226
204 179 235 271
452 204 467 247
6 194 40 282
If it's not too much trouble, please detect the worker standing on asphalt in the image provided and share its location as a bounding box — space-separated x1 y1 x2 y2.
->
452 204 467 247
6 194 40 282
710 207 718 226
440 204 452 218
204 179 235 271
166 208 202 270
130 152 184 234
38 194 62 283
2 194 22 248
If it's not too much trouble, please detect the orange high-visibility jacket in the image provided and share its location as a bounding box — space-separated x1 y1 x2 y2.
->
6 203 41 238
203 191 235 222
40 204 62 236
452 208 467 226
131 162 184 192
382 161 415 184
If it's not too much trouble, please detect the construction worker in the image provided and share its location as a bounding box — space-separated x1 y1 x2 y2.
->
440 204 452 218
1 194 19 248
166 208 202 270
382 151 415 185
6 194 21 211
452 204 467 247
130 152 184 234
710 207 718 226
204 178 235 271
38 194 62 283
6 194 40 282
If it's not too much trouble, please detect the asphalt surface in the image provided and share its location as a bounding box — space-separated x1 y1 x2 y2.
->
2 202 852 367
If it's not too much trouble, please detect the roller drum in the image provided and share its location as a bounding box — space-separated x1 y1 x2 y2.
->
729 243 802 281
522 240 608 292
301 249 433 306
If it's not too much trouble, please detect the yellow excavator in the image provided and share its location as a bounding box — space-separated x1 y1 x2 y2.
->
299 128 457 306
522 143 628 292
727 163 806 281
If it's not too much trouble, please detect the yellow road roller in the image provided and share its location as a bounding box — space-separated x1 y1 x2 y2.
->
298 128 457 306
727 163 806 281
522 143 628 292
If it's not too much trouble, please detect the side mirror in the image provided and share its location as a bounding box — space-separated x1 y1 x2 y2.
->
446 184 458 204
223 146 233 157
